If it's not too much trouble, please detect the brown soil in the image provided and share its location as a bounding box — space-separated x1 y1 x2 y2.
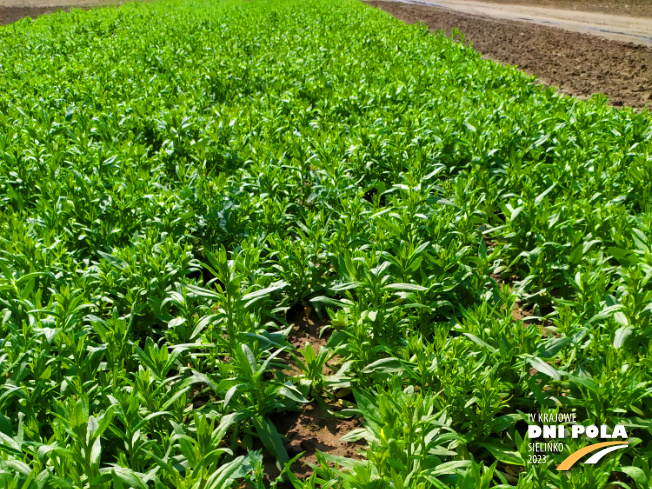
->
367 1 652 108
0 5 64 23
512 301 553 339
286 305 329 351
511 302 533 322
0 0 125 7
0 0 131 25
271 403 364 476
257 404 364 488
280 305 331 377
254 306 362 486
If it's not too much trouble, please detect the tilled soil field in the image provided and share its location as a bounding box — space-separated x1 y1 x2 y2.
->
0 5 65 23
0 1 129 25
367 1 652 108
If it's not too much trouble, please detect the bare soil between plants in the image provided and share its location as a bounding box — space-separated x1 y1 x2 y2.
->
260 306 364 486
368 0 652 108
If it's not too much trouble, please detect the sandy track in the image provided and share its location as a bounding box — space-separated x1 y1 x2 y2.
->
395 0 652 45
477 0 652 19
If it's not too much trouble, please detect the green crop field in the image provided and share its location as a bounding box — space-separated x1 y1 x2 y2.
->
0 0 651 487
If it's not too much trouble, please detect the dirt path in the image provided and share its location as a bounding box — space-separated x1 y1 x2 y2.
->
0 5 60 22
481 0 652 19
395 0 652 45
368 0 652 108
